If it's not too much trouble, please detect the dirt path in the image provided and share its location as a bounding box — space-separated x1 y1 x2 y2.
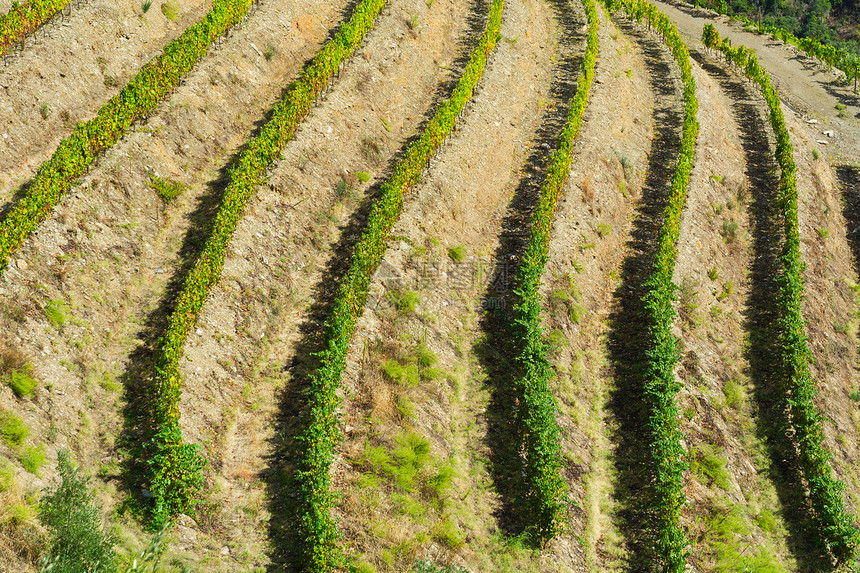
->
0 0 213 196
650 0 860 166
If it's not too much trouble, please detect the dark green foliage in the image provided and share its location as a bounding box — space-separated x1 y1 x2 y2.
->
501 0 599 544
144 0 388 534
294 2 504 569
38 450 117 573
0 0 70 56
602 0 702 569
703 22 860 564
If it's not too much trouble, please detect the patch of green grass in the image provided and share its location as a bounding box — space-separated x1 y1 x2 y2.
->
160 1 179 20
596 222 611 238
690 444 731 490
142 0 152 13
812 149 819 160
755 509 777 533
364 430 432 493
817 227 830 239
355 171 371 183
0 457 14 492
433 517 465 548
414 344 437 368
44 299 70 328
388 290 420 314
707 267 718 281
264 43 275 62
40 103 50 120
447 245 466 263
721 219 739 243
20 444 45 475
722 379 743 409
148 173 186 203
717 280 733 302
5 366 38 398
0 412 29 447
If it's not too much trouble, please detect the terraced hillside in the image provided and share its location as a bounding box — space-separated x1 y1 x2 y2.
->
1 0 859 571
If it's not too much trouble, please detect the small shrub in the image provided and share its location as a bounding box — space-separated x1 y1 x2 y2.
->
161 1 179 20
596 222 611 238
40 103 50 120
407 13 419 29
264 43 275 61
817 228 830 239
20 444 46 475
38 450 117 573
147 173 186 203
447 245 466 263
721 219 739 243
0 412 29 447
389 290 419 314
707 267 718 281
722 379 743 409
6 368 38 398
44 299 70 328
812 149 819 160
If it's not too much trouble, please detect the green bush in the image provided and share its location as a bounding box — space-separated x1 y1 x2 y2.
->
160 1 178 20
0 411 29 447
147 173 186 203
38 450 117 573
447 245 466 262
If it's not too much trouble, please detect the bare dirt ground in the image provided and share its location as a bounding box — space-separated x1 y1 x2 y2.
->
652 0 860 167
0 0 213 197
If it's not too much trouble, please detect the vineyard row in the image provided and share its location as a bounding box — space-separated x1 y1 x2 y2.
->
602 0 700 569
0 0 262 273
0 0 70 56
704 23 860 563
291 1 504 570
505 0 599 544
144 0 389 530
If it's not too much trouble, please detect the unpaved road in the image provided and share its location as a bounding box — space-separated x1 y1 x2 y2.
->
651 0 860 166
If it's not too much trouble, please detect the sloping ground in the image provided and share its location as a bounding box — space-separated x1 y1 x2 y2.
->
0 0 212 196
0 0 473 568
651 0 860 166
320 0 587 569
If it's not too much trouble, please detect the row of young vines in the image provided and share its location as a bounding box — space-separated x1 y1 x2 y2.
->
703 22 860 563
0 0 259 274
687 0 859 90
292 1 504 570
144 0 388 530
0 0 70 55
601 0 699 569
505 0 598 545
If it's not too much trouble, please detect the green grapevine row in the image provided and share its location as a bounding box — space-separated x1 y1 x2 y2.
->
506 0 598 544
688 0 858 90
703 22 860 563
602 0 700 569
0 0 259 274
292 1 503 570
0 0 70 56
145 0 388 531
